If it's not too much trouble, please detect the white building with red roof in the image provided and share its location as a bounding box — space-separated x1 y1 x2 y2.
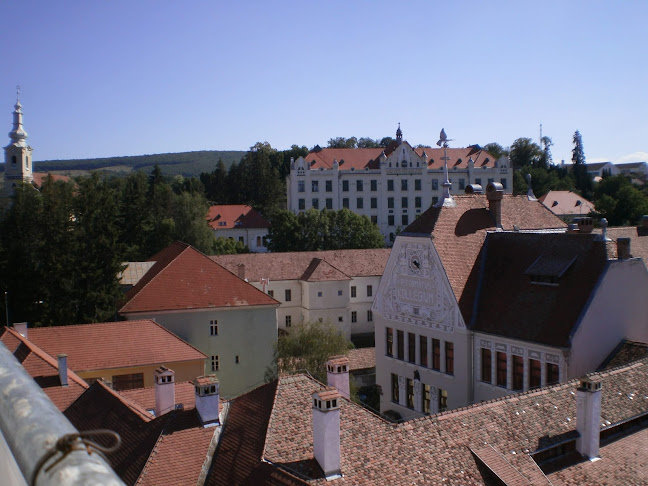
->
286 126 513 244
539 190 596 222
206 204 270 252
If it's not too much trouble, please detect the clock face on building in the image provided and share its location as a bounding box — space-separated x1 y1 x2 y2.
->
409 254 422 275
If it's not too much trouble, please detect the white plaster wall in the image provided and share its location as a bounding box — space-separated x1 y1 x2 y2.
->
570 259 648 378
212 227 269 252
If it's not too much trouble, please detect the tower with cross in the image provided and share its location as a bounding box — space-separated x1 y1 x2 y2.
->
2 86 34 198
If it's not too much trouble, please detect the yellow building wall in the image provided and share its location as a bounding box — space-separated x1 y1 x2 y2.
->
75 359 205 388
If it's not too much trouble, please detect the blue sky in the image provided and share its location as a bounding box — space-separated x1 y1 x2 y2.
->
2 1 646 164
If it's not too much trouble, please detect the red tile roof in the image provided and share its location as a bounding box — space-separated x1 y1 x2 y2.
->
404 195 567 309
31 172 71 188
120 241 279 314
0 327 88 411
604 225 648 263
206 204 270 230
346 347 375 371
539 190 596 217
119 381 197 411
27 320 206 372
212 248 391 282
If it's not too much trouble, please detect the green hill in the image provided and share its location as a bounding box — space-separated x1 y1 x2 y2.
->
4 150 247 177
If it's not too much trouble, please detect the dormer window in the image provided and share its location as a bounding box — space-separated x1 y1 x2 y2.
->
526 253 577 286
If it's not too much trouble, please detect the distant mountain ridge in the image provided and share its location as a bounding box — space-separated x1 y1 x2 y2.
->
0 150 246 177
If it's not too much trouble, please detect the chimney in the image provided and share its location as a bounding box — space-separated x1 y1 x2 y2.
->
464 184 483 195
575 216 593 234
326 356 350 400
154 366 176 416
596 218 610 241
616 238 631 259
312 387 342 479
576 377 602 459
486 182 504 229
638 215 648 236
237 263 245 280
567 223 579 233
194 375 220 426
57 354 68 387
13 322 28 338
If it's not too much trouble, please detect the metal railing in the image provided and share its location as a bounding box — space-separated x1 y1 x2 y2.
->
0 342 125 486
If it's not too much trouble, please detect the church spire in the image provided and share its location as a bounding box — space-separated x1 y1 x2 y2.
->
8 86 28 148
396 123 403 145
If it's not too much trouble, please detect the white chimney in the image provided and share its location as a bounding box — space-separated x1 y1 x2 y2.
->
576 377 602 459
194 375 220 426
57 354 68 387
154 366 176 416
13 322 28 338
326 356 350 400
312 387 342 479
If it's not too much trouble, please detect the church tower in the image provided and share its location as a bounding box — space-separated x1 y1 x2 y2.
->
3 88 33 198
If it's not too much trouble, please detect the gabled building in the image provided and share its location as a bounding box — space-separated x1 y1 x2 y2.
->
23 319 206 390
286 126 512 244
119 241 280 398
539 190 596 222
206 204 270 252
212 249 390 341
373 184 648 419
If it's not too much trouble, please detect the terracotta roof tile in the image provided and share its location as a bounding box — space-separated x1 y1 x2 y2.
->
119 381 197 411
27 319 206 372
538 190 596 217
212 249 391 282
346 347 375 371
206 204 270 230
598 340 648 370
604 226 648 263
120 242 278 314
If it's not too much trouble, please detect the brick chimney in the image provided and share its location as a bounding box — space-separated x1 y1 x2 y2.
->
326 356 350 400
57 354 68 387
312 387 342 479
237 263 246 280
575 216 593 234
576 377 602 459
638 215 648 236
13 322 28 338
486 182 504 229
194 375 220 426
154 366 176 416
617 237 631 260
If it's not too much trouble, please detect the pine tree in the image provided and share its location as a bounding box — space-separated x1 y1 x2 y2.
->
571 130 593 199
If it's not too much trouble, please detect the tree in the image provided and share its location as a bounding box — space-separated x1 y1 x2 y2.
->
594 175 648 225
357 137 381 148
539 136 553 169
571 130 593 199
379 137 395 148
483 143 508 161
213 237 249 255
327 137 358 149
509 138 542 168
265 320 354 383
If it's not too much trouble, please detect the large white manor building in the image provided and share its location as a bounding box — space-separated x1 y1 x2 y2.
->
286 126 513 244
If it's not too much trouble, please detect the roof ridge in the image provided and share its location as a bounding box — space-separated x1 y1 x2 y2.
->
95 380 154 422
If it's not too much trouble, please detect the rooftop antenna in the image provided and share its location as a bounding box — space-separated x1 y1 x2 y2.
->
539 123 542 146
16 85 21 102
434 128 456 208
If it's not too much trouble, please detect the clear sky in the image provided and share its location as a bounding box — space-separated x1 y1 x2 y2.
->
2 1 646 165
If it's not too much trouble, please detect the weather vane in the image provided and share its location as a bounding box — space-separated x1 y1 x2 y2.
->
16 85 21 101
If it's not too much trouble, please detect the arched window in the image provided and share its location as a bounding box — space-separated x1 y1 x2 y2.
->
25 155 29 168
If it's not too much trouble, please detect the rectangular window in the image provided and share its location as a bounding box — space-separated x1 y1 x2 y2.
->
112 373 144 391
415 179 422 191
512 355 523 391
397 330 404 360
317 291 323 297
475 178 482 186
432 339 441 370
481 348 492 383
402 214 409 226
326 198 333 209
342 198 349 209
285 315 292 327
420 336 428 367
401 197 408 208
387 179 394 191
415 197 422 208
459 178 465 190
356 180 363 191
497 352 507 387
432 196 438 205
391 373 399 403
298 180 305 193
211 355 219 372
312 181 319 192
500 178 507 189
547 363 560 385
407 379 414 408
325 180 332 192
371 197 377 209
298 199 305 210
423 384 431 414
342 180 349 192
366 285 372 297
337 290 342 296
338 316 343 322
401 179 408 191
351 286 356 298
432 179 439 190
371 215 378 224
357 198 363 209
238 236 244 243
267 290 274 298
367 310 373 322
285 289 292 302
387 197 394 209
438 389 448 412
351 311 357 323
408 333 415 363
312 198 319 209
386 328 393 357
529 359 541 389
210 320 218 336
235 355 240 364
370 179 377 191
388 215 395 226
445 342 454 375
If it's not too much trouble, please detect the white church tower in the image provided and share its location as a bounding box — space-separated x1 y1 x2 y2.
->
3 87 33 198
